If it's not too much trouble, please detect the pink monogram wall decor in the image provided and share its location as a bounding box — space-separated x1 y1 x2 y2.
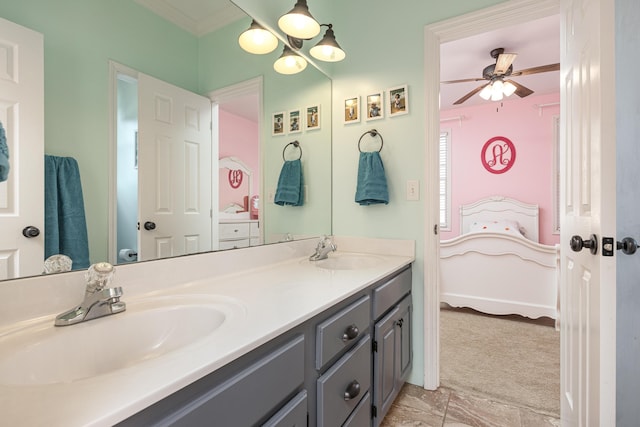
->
228 169 243 189
481 136 516 174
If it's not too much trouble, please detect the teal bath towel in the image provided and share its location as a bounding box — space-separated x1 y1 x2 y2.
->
274 159 304 206
355 151 389 205
45 155 90 269
0 121 9 182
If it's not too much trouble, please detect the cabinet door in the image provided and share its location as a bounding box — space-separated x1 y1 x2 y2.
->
397 295 412 381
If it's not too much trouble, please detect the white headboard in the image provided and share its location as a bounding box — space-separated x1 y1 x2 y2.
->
459 196 540 242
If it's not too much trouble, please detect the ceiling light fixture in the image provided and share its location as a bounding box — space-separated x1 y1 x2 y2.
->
479 79 518 102
238 20 279 55
309 24 346 62
273 46 308 75
278 0 321 40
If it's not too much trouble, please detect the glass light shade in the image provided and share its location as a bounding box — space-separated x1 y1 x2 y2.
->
479 84 493 100
491 80 504 101
309 26 346 62
278 0 320 39
238 20 278 54
503 80 517 97
274 46 308 75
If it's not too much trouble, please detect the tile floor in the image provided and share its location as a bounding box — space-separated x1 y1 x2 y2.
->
381 383 560 427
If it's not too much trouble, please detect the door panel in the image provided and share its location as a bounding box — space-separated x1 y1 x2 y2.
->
137 74 212 261
0 17 44 279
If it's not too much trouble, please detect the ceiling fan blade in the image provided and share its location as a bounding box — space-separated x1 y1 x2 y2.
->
441 77 487 84
511 63 560 76
453 83 490 105
494 53 517 75
505 79 534 98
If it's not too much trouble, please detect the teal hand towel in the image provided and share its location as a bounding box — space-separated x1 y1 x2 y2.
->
0 121 9 182
275 159 304 206
45 155 90 269
355 151 389 205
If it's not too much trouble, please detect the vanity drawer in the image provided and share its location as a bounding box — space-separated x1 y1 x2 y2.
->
343 391 371 427
316 335 371 427
262 390 307 427
219 222 250 239
372 267 412 320
316 295 370 370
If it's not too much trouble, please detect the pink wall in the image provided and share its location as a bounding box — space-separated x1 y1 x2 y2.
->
440 92 560 245
219 109 259 210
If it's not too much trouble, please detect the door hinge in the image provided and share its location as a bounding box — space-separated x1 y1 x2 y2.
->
372 340 378 353
371 405 377 418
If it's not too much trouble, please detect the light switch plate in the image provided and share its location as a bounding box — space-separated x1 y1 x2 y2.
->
406 180 419 201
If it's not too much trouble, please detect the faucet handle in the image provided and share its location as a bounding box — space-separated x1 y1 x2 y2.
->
85 262 115 293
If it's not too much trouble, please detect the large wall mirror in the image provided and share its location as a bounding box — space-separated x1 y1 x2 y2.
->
0 0 332 281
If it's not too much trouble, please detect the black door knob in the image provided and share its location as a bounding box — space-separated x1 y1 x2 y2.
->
143 221 156 231
22 226 40 238
617 237 638 255
570 234 598 254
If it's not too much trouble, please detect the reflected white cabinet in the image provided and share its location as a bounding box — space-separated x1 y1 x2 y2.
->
218 220 260 249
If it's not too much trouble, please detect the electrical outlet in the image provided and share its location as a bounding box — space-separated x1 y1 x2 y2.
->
406 180 419 201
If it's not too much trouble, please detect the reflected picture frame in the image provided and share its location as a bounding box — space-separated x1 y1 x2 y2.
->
305 104 321 130
344 95 360 124
366 91 384 121
272 111 285 136
387 84 409 117
288 108 302 134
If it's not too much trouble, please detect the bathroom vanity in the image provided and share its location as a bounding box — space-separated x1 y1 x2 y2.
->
0 237 414 426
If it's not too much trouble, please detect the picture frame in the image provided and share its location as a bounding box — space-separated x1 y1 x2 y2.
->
365 91 384 121
387 84 409 117
343 95 360 124
288 108 302 134
305 104 321 130
272 111 285 136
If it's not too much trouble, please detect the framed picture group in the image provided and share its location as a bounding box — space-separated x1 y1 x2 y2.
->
344 84 409 124
272 104 321 136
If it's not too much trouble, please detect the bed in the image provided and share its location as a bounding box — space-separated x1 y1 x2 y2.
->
439 196 560 320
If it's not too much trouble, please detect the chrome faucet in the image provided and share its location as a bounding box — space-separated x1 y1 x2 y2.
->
54 262 126 326
309 235 337 261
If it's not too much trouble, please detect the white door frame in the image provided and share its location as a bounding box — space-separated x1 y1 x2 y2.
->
422 0 561 390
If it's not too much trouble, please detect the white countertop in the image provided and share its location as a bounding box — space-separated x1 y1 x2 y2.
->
0 237 414 426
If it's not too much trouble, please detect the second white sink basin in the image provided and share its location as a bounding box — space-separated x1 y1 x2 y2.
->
0 294 245 386
313 253 383 270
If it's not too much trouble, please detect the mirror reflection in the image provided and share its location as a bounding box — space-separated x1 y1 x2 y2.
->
0 0 332 281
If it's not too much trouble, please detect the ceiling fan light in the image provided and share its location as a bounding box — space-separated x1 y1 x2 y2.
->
274 45 308 75
503 81 517 97
278 0 321 40
238 20 278 55
479 84 493 100
310 25 346 62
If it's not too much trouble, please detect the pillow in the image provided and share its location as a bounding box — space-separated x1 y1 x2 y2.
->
468 220 525 237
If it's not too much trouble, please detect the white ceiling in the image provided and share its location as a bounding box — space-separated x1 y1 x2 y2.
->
135 2 560 113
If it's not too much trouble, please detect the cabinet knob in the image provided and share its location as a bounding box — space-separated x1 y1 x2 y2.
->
343 380 361 401
341 324 359 342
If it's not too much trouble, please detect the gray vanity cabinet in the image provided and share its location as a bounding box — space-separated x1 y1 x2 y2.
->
118 264 412 427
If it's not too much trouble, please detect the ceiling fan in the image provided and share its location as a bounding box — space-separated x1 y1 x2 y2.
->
442 47 560 105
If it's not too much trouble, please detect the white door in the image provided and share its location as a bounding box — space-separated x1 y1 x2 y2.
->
560 0 616 424
0 17 44 279
137 73 212 261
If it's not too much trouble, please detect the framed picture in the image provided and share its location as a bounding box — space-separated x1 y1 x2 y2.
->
272 111 285 136
387 85 409 117
344 96 360 124
288 109 302 134
305 104 321 130
366 91 384 121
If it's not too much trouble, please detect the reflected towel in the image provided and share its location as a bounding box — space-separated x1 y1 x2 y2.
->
355 151 389 205
0 121 9 182
274 159 304 206
45 155 90 269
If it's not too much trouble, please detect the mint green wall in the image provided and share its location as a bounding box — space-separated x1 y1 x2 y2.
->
199 18 332 242
0 0 199 262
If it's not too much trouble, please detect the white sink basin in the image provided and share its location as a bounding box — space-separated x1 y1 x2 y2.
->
0 295 245 386
312 253 383 270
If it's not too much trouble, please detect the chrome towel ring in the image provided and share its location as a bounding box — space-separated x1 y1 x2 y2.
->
283 140 302 161
358 129 383 153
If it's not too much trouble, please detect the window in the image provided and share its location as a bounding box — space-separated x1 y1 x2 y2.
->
439 129 452 231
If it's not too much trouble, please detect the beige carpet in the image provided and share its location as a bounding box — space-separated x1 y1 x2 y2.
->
440 307 560 417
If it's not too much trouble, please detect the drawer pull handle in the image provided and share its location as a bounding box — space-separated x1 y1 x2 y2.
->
344 380 361 401
342 324 359 342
